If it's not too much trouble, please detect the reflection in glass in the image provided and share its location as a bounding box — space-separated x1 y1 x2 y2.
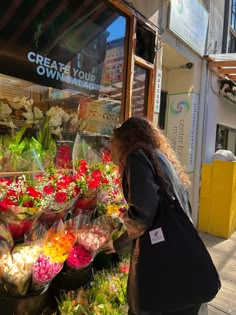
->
0 0 126 172
131 65 149 117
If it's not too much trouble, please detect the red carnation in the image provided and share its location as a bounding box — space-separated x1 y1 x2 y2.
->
54 192 67 203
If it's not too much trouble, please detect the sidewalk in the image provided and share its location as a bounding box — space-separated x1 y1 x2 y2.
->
200 232 236 315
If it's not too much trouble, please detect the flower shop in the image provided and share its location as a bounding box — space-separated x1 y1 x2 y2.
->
0 0 157 314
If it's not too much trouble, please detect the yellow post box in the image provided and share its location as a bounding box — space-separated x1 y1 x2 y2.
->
198 161 236 238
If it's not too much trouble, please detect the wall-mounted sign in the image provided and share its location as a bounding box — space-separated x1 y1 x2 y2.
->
166 92 199 172
168 0 209 56
154 69 162 113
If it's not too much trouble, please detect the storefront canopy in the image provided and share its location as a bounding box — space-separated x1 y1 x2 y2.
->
206 53 236 82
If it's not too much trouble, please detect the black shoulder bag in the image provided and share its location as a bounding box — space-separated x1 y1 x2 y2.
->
136 178 221 312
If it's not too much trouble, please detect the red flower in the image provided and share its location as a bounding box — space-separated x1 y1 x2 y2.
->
102 151 111 163
35 174 43 179
101 178 109 185
78 160 88 175
0 198 17 212
43 184 55 195
54 192 67 203
91 170 102 181
56 180 68 190
23 201 34 207
73 186 81 196
26 186 41 199
88 179 100 189
119 264 129 274
7 189 17 197
113 178 120 185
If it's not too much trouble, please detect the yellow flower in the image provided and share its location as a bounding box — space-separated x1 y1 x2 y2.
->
106 204 120 216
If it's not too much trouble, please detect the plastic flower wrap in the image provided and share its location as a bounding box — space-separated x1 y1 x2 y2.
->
76 216 110 253
66 244 92 270
0 241 42 296
31 220 75 291
62 214 110 273
0 176 43 240
42 220 76 263
73 157 120 214
31 254 63 291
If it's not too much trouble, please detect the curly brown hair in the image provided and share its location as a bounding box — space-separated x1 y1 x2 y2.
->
111 117 191 188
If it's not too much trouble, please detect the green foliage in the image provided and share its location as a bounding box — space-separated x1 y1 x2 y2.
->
57 267 128 315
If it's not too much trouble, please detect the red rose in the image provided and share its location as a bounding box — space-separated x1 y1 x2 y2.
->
54 192 67 203
43 184 55 195
91 170 102 181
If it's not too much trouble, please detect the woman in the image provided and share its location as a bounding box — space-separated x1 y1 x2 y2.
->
108 117 220 315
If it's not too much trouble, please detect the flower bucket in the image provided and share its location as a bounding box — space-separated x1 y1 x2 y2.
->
0 286 52 315
51 263 93 291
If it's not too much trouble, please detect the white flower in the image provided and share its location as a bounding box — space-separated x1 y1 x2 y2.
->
50 126 62 136
33 107 43 121
0 101 12 120
22 109 35 124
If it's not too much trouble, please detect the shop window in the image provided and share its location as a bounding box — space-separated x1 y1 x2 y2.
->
158 91 168 130
215 124 236 154
0 0 127 171
131 65 149 117
215 125 229 151
231 0 236 31
135 23 155 63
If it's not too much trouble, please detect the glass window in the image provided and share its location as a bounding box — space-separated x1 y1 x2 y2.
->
231 0 236 31
131 65 149 117
0 0 127 171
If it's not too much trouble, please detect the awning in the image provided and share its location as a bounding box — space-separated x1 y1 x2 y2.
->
206 53 236 82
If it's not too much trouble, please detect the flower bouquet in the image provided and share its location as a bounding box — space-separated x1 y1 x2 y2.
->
0 176 43 240
31 220 75 292
73 157 120 216
35 168 80 227
51 215 110 291
0 241 42 296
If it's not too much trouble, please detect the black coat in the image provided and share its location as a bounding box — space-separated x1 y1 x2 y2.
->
114 149 193 314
